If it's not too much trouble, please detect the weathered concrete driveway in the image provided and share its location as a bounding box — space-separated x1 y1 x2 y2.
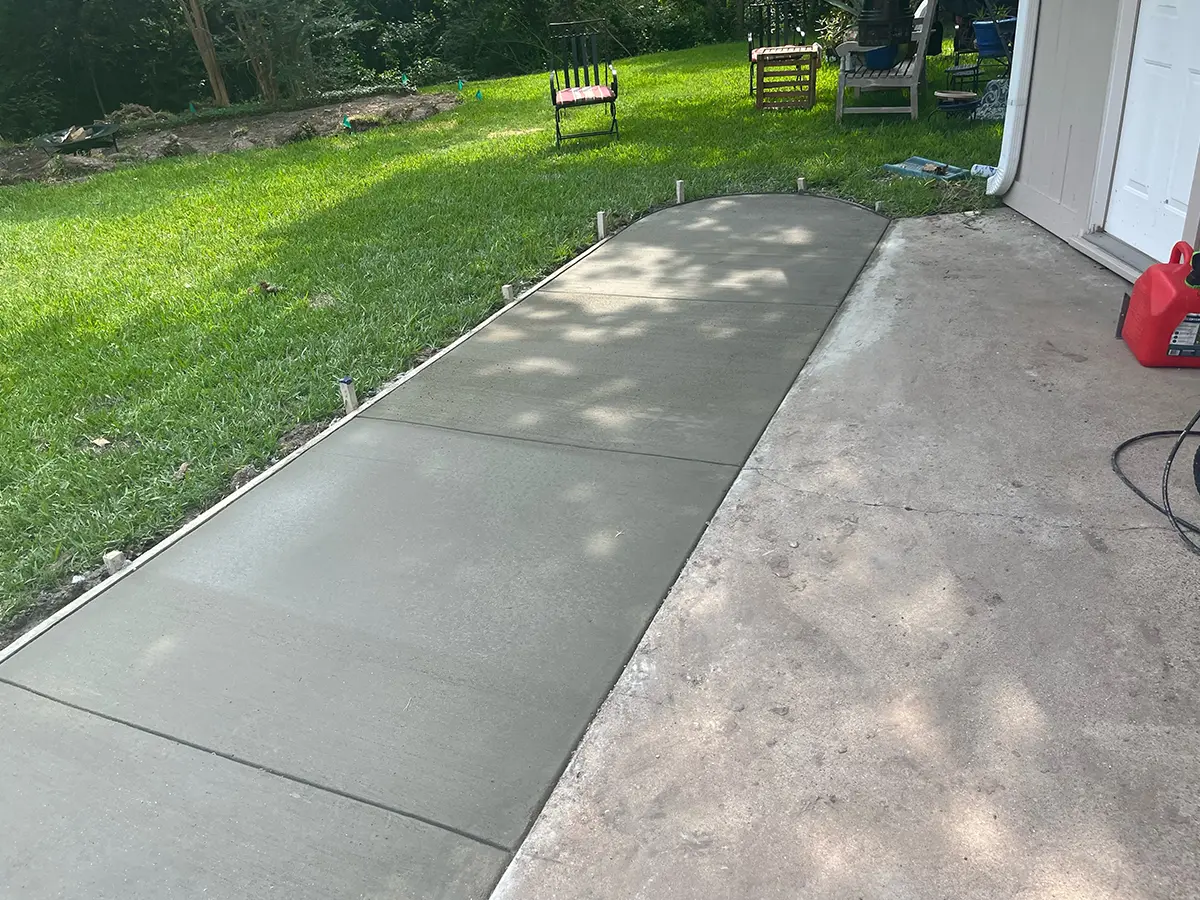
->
0 195 885 899
493 210 1200 899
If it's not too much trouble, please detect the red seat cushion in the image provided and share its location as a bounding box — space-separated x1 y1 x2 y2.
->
555 85 615 106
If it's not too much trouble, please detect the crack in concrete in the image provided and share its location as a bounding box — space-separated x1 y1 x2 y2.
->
742 468 1172 534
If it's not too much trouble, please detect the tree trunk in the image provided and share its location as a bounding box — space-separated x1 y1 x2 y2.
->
233 8 280 102
178 0 230 107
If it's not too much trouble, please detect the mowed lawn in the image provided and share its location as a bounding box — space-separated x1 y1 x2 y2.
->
0 42 1002 624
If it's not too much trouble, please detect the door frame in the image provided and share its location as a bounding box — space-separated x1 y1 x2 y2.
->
1088 0 1200 249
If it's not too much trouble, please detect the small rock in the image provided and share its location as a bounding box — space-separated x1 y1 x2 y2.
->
788 541 799 548
174 461 190 480
837 746 848 754
60 572 95 601
103 550 129 576
769 705 790 717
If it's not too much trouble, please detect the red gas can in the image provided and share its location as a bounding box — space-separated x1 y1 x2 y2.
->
1119 242 1200 367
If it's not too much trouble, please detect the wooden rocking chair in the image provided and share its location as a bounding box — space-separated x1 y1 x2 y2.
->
549 20 619 147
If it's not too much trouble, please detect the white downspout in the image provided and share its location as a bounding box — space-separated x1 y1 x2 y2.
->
987 0 1041 196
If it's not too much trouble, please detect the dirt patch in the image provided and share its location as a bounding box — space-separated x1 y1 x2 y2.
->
0 92 458 185
275 421 331 457
0 552 112 650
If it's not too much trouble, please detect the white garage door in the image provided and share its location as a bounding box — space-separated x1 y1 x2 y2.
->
1106 1 1200 261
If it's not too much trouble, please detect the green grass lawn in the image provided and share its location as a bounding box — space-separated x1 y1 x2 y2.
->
0 42 1002 626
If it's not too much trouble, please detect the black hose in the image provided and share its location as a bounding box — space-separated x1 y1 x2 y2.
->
1111 411 1200 556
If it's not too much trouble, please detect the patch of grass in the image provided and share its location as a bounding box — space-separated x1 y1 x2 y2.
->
0 42 1002 623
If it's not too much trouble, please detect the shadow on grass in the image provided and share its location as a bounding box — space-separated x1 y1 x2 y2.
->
0 39 1003 622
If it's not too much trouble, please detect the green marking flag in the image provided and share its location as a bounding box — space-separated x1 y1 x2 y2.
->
401 73 408 85
457 79 464 91
189 101 197 115
475 89 482 100
342 115 352 131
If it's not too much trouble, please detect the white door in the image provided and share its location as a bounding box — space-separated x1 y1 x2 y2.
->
1106 1 1200 261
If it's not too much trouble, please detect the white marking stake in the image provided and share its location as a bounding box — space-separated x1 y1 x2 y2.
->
338 376 359 413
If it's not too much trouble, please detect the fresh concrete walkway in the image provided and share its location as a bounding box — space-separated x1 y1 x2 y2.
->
493 210 1200 900
0 195 886 899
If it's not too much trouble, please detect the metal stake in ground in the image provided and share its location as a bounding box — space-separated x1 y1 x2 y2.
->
797 177 807 192
597 211 607 240
338 376 359 414
676 180 685 204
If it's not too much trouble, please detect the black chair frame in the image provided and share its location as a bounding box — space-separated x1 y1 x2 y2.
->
549 20 619 147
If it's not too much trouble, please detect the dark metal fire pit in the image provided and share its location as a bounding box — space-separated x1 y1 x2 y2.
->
34 122 120 155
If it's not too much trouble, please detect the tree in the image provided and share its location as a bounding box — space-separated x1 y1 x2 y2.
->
1 0 202 137
177 0 231 105
224 0 367 101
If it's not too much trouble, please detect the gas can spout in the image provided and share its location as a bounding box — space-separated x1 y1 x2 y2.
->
1187 248 1200 289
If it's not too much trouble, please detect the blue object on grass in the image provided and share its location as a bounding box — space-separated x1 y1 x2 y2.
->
883 156 968 181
